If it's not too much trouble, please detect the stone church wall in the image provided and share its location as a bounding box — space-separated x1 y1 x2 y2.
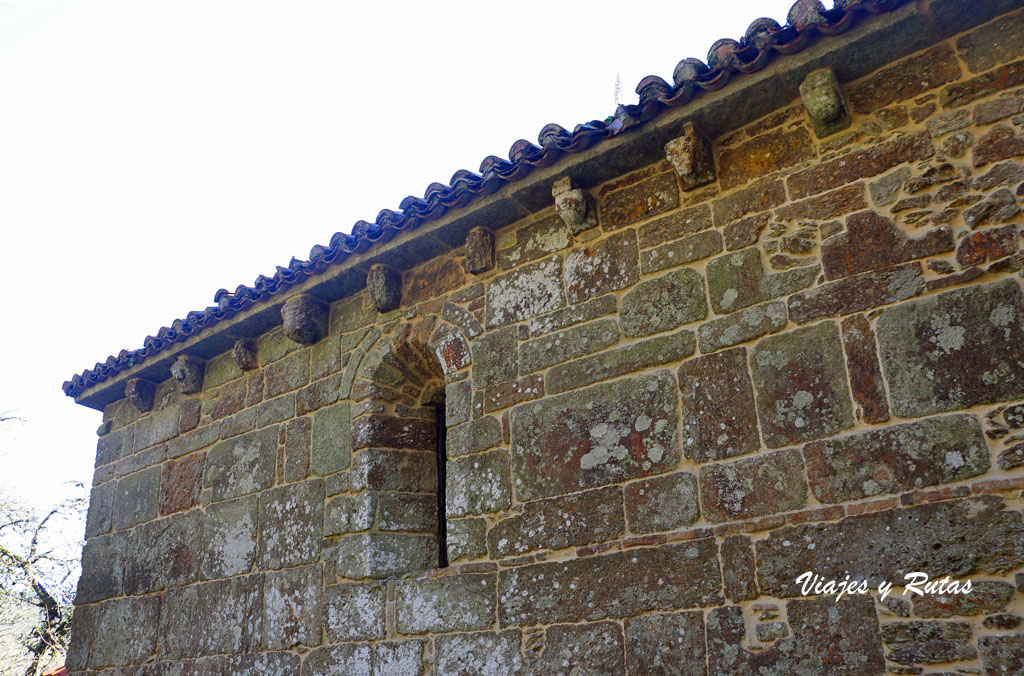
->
67 4 1024 674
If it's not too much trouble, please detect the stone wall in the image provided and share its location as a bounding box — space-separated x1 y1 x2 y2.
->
68 6 1024 675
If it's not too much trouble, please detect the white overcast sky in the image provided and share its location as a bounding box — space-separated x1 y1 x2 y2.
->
0 0 799 518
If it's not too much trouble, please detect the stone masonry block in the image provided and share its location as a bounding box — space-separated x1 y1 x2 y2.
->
112 465 160 531
620 269 706 337
434 630 524 676
750 322 854 448
678 348 760 463
564 230 640 303
311 401 351 476
699 448 808 523
88 596 161 668
334 532 438 580
258 479 325 569
446 450 511 517
625 611 706 676
485 255 565 328
263 564 322 650
706 247 817 315
202 494 258 579
396 573 496 634
804 414 989 503
471 326 518 389
203 425 278 502
509 372 679 501
122 509 203 595
488 486 624 557
623 471 699 534
877 279 1024 417
324 582 386 642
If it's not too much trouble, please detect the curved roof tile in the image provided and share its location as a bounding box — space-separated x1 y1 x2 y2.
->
64 0 904 399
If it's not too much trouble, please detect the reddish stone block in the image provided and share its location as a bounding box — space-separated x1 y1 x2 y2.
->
488 486 624 558
774 184 868 222
623 472 700 533
678 348 760 463
973 124 1024 167
913 580 1013 617
848 45 961 113
564 230 640 303
718 127 816 190
699 449 808 523
159 453 205 516
624 611 706 676
723 213 769 251
840 314 890 424
351 414 436 451
721 534 758 602
600 171 679 230
483 374 544 413
404 256 466 305
712 178 786 225
956 224 1018 267
787 132 934 200
787 262 926 324
750 322 854 448
637 204 712 249
820 211 954 281
941 60 1024 109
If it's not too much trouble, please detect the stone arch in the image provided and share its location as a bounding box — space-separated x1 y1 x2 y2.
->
337 314 471 579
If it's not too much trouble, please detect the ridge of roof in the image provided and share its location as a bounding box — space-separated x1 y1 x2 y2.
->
64 0 905 400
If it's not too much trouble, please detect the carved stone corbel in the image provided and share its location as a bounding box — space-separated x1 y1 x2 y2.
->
232 338 259 371
282 294 329 345
800 69 851 138
664 122 716 190
367 264 402 313
125 378 156 413
552 177 597 235
170 355 205 394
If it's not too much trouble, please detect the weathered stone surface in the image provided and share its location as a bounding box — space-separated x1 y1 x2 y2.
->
160 577 258 658
979 634 1024 676
750 322 854 447
258 479 324 569
263 349 309 399
721 534 758 602
757 496 1024 596
697 300 787 354
396 573 496 634
722 213 769 251
77 534 124 603
621 269 706 337
483 374 543 413
350 448 436 493
640 229 723 274
665 123 716 191
202 494 258 579
678 348 760 462
788 262 926 324
957 223 1019 267
707 597 884 676
975 95 1024 125
637 204 712 248
848 45 960 113
447 415 501 457
351 414 435 451
334 532 438 579
699 448 807 522
112 465 160 530
485 255 565 328
801 69 851 137
434 630 524 676
159 452 204 516
510 372 678 500
262 565 322 650
323 493 376 535
881 620 976 665
85 480 114 538
821 211 954 281
623 472 699 533
497 214 570 270
974 123 1024 167
956 9 1024 73
840 314 890 424
624 611 705 676
203 426 277 502
912 580 1013 617
564 231 639 303
804 414 988 503
498 540 721 625
532 622 626 676
877 279 1024 416
323 582 385 642
447 517 487 563
712 178 786 225
787 132 934 199
465 227 496 275
123 510 203 595
719 127 816 189
488 486 624 557
706 247 817 314
546 328 693 394
601 170 679 230
446 450 511 516
171 356 206 394
963 188 1021 228
227 652 302 676
942 60 1024 109
282 295 329 345
405 256 466 305
133 403 180 451
377 492 436 532
311 401 351 475
232 338 259 371
88 596 161 668
125 379 156 413
999 442 1024 470
368 264 402 313
528 294 617 337
283 416 311 482
519 318 619 373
